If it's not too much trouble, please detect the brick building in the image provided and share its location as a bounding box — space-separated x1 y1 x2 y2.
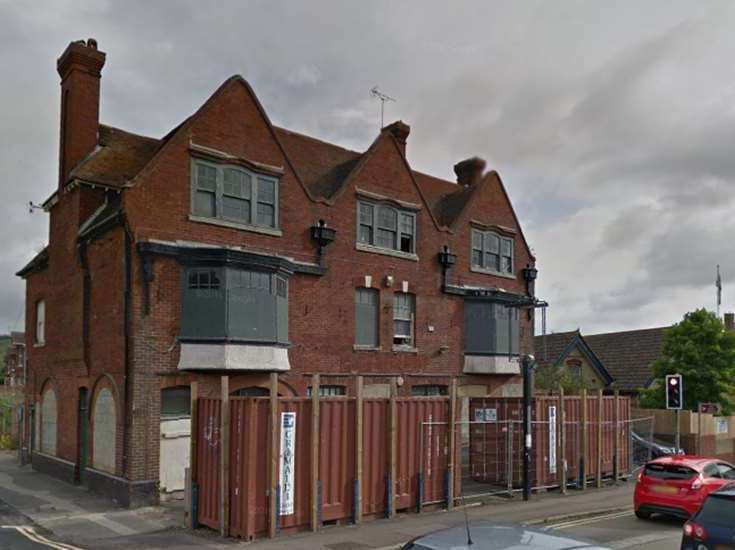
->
2 332 26 388
18 39 540 507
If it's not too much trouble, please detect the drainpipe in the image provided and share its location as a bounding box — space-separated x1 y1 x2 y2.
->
121 217 133 479
77 240 91 376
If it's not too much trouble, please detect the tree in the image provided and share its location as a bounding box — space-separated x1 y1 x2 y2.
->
534 363 589 394
639 309 735 414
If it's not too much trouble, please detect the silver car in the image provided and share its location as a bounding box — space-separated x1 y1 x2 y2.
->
402 521 611 550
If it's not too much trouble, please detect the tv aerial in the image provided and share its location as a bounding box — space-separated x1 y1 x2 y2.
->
370 86 396 129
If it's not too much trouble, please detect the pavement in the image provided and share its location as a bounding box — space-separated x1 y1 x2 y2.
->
0 451 643 549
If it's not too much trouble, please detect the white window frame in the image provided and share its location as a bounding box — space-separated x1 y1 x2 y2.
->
307 385 347 397
471 229 514 276
190 159 280 232
357 200 416 255
35 300 45 346
393 293 415 348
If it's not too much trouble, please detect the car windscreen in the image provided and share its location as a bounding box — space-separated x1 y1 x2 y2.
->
644 463 697 480
697 494 735 527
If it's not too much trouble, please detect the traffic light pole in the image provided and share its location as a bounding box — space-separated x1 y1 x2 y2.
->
675 408 681 454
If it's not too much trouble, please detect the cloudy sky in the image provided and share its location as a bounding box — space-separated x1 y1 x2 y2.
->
1 0 732 335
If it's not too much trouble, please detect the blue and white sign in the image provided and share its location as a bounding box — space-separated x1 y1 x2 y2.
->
548 406 557 474
279 412 296 515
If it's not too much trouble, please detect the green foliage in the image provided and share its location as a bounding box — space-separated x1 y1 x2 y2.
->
0 434 13 450
0 335 9 384
638 309 735 413
534 364 589 394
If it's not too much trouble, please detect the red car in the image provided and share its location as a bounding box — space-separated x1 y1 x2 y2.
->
635 456 735 520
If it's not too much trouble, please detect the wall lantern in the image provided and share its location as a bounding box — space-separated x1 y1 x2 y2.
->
310 219 337 267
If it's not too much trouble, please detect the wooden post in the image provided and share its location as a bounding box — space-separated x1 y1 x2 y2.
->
310 374 320 532
697 403 703 455
447 377 457 510
596 389 603 489
189 381 199 528
581 388 588 490
612 390 619 483
388 377 398 518
558 386 566 494
220 376 230 537
268 372 279 538
354 376 364 524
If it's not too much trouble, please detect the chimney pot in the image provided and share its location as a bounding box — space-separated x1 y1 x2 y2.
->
453 156 486 186
87 38 98 50
383 120 410 156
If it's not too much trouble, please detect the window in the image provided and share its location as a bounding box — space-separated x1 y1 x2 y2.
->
92 388 116 474
192 160 278 229
40 386 57 456
231 386 270 397
464 301 519 355
181 267 288 344
357 201 416 254
35 300 45 345
307 385 347 397
471 229 513 274
161 386 191 417
355 288 379 347
411 385 448 397
393 293 415 347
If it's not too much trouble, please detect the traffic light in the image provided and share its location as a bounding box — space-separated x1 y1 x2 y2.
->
666 374 683 410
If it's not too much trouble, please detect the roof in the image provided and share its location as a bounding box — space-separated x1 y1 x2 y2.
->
16 247 49 278
69 125 161 188
42 76 532 257
584 327 668 392
534 326 669 392
61 120 500 228
533 330 613 387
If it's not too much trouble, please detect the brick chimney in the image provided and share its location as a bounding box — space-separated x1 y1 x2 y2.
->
57 39 106 188
454 157 486 186
384 120 410 156
725 312 734 332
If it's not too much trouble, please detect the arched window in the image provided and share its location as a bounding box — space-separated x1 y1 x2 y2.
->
92 387 117 474
40 386 57 456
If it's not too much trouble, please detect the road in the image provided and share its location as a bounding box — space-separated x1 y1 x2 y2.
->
551 511 684 549
0 499 83 550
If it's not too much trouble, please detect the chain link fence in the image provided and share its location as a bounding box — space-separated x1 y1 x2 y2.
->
443 415 658 503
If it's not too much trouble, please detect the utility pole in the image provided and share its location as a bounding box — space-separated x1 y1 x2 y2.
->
522 354 535 501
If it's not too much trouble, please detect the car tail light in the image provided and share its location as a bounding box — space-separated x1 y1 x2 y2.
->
684 521 707 540
691 474 703 490
637 470 643 482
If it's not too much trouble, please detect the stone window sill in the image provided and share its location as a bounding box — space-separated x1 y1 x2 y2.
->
470 265 516 280
353 345 381 352
33 342 45 348
189 214 283 237
356 242 418 262
392 345 418 354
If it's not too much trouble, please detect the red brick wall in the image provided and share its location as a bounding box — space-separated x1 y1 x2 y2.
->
24 77 536 486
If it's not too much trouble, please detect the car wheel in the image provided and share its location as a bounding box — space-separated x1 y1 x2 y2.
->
634 509 651 520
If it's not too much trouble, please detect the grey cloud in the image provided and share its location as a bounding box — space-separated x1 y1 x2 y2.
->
2 0 735 335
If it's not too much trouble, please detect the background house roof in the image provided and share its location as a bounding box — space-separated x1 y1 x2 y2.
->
583 327 668 392
534 326 669 392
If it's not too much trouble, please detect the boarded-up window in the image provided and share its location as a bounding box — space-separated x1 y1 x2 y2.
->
92 388 116 474
40 387 57 456
464 301 519 355
161 386 191 418
355 288 379 347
